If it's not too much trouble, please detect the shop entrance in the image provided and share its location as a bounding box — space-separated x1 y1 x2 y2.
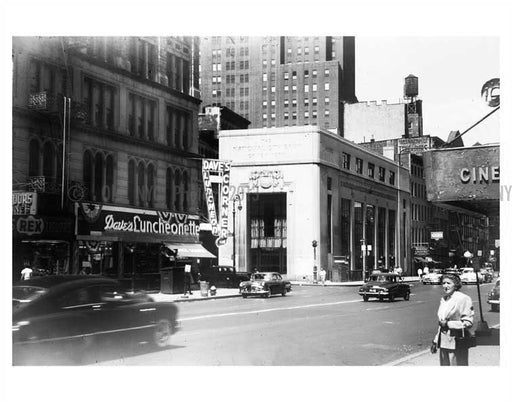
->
248 193 287 274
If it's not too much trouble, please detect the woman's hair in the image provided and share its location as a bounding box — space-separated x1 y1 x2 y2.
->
441 273 462 290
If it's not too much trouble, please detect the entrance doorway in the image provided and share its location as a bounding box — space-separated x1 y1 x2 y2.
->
248 193 287 274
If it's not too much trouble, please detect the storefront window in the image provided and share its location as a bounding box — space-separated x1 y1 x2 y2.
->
388 209 396 267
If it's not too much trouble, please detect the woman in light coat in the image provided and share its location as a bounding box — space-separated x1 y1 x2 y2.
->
432 273 474 365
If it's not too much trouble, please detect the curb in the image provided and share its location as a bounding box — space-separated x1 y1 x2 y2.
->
170 294 242 303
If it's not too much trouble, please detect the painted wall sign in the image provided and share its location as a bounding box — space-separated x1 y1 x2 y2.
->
202 159 231 244
12 192 38 215
431 231 444 240
459 165 499 184
13 215 73 238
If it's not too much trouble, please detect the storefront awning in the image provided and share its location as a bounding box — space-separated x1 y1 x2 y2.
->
165 243 216 259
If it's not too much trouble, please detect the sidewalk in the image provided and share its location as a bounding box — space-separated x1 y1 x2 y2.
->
386 326 500 366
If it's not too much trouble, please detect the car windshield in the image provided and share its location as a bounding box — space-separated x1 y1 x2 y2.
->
13 286 47 303
370 275 394 282
462 269 474 274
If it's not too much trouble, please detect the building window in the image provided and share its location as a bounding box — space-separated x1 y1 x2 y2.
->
262 100 268 108
271 59 276 65
304 84 309 93
166 52 190 93
292 112 297 120
368 163 375 178
165 105 191 150
271 113 276 120
292 71 297 80
304 70 309 78
284 85 289 91
312 98 318 106
83 150 115 203
312 110 317 118
389 171 395 185
312 69 317 77
292 99 297 107
263 113 268 120
128 93 156 141
356 158 363 174
342 152 351 169
325 97 330 105
271 86 276 93
324 83 330 91
324 110 330 117
379 167 386 182
271 100 276 107
312 83 318 92
263 73 267 82
304 98 309 106
304 111 309 118
83 77 116 130
284 72 289 80
284 112 289 120
314 46 319 53
304 47 309 55
284 100 289 107
292 85 297 92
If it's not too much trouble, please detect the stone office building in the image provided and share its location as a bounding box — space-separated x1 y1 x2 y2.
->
12 36 214 289
218 126 411 281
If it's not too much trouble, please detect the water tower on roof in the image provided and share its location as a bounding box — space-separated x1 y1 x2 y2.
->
403 74 423 138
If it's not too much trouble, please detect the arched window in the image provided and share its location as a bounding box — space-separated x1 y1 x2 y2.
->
174 169 181 211
147 163 155 208
138 162 145 206
94 153 103 202
43 142 56 180
128 159 136 205
105 155 114 203
83 150 93 199
166 167 173 210
29 139 40 177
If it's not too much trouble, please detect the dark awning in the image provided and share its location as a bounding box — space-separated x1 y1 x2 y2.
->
166 243 216 259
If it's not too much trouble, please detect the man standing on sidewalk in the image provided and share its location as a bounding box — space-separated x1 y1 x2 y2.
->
319 267 327 286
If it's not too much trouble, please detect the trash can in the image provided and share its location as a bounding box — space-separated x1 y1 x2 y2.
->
199 281 210 297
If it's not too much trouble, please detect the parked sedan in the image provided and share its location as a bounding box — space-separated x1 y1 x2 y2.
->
422 269 444 285
239 272 291 298
358 273 411 302
460 267 484 284
12 275 179 365
201 265 251 288
487 279 500 312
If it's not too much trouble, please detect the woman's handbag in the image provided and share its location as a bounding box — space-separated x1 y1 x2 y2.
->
452 327 477 348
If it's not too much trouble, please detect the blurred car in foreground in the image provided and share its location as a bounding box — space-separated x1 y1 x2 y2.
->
422 268 444 285
12 275 179 365
460 267 484 284
201 265 251 288
487 279 500 312
239 272 291 298
359 273 411 302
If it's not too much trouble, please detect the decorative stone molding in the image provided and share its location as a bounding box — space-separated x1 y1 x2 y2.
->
249 169 285 191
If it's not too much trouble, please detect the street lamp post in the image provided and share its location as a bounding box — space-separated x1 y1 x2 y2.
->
232 194 242 270
312 240 318 282
464 250 491 336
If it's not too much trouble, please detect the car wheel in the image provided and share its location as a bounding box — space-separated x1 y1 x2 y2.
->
363 295 369 302
404 291 410 301
242 294 247 299
153 319 171 348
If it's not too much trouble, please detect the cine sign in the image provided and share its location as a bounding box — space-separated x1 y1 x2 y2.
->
431 231 443 240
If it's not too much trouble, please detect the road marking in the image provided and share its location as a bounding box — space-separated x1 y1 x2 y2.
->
179 299 361 322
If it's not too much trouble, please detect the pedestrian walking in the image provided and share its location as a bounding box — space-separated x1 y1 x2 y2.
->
319 267 327 286
183 264 193 295
431 273 475 366
20 264 33 281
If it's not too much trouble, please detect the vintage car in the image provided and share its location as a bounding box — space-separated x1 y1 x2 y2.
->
487 279 500 312
239 272 291 298
460 267 484 284
200 265 251 288
479 268 494 283
12 275 179 365
358 273 411 302
422 268 444 285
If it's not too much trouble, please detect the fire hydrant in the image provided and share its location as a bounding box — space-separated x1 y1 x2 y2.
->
209 285 217 296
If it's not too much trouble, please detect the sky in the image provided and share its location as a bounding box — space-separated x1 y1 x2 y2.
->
355 36 500 145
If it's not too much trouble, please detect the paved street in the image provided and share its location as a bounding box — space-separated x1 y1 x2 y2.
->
89 281 499 366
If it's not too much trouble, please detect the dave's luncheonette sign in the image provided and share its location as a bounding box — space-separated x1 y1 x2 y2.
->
202 159 231 246
78 203 200 242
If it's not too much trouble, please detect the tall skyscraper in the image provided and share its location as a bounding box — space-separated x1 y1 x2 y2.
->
200 36 357 136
